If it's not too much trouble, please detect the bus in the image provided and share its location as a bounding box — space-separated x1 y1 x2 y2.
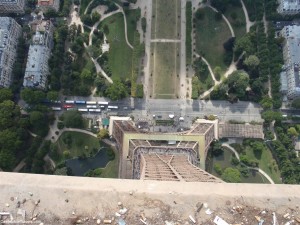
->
78 108 88 112
75 100 86 104
98 101 109 105
108 105 118 109
89 109 101 112
86 105 97 108
63 104 74 109
65 100 75 104
86 101 97 105
51 107 62 111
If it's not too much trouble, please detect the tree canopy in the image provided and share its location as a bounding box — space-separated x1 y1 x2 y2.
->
221 167 241 183
61 111 84 128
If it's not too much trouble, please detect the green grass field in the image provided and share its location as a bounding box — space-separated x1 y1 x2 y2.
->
243 145 282 184
124 8 141 45
97 150 119 178
151 0 181 39
150 42 179 99
195 7 232 72
186 1 192 65
54 131 100 163
224 5 246 39
99 13 134 79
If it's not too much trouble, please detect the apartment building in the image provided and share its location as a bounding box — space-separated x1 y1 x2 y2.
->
280 25 300 99
37 0 60 12
0 17 21 87
0 0 25 14
23 20 53 89
278 0 300 15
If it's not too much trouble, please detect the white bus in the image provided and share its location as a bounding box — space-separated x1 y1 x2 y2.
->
65 100 75 104
89 109 101 112
86 105 97 108
51 107 62 111
78 108 88 112
98 101 109 105
108 105 118 109
86 101 97 105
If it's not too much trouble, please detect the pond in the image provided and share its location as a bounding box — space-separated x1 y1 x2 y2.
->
66 147 111 176
206 148 270 184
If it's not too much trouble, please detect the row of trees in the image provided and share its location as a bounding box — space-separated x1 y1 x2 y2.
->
270 123 300 184
0 89 32 170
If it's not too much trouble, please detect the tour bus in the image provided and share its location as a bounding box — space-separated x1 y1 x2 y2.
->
88 109 101 112
86 101 97 105
67 108 77 111
98 101 109 105
75 100 86 104
51 107 62 111
63 104 74 109
86 105 97 108
108 105 119 109
78 108 88 112
65 100 75 104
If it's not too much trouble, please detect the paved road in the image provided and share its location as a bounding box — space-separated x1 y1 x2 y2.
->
62 96 263 122
150 39 181 42
179 0 187 100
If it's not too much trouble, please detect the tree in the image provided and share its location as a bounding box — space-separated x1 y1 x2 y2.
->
287 127 299 137
250 141 265 158
234 34 255 56
262 110 282 123
214 163 223 175
226 70 249 98
244 55 260 71
47 91 59 101
62 111 84 128
105 78 128 101
91 12 101 24
141 17 147 32
221 167 241 183
213 67 222 80
21 88 46 105
98 129 109 139
0 88 13 103
260 96 273 110
80 68 95 83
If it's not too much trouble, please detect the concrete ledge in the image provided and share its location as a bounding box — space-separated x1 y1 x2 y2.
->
0 172 299 224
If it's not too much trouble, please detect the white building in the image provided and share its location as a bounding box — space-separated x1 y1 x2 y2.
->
0 0 25 14
280 25 300 99
0 17 21 87
278 0 300 15
23 20 53 89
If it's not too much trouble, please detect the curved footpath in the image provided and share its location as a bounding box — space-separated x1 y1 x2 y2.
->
240 0 255 33
222 143 275 184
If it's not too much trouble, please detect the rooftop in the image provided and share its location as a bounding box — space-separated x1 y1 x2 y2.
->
23 44 48 87
0 172 299 224
0 0 19 4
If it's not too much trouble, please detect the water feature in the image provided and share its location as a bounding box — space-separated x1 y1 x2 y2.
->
66 147 111 176
206 148 270 184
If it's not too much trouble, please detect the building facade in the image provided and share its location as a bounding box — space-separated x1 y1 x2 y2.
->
23 20 53 89
278 0 300 15
0 0 25 14
37 0 60 12
280 25 300 99
0 17 21 87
